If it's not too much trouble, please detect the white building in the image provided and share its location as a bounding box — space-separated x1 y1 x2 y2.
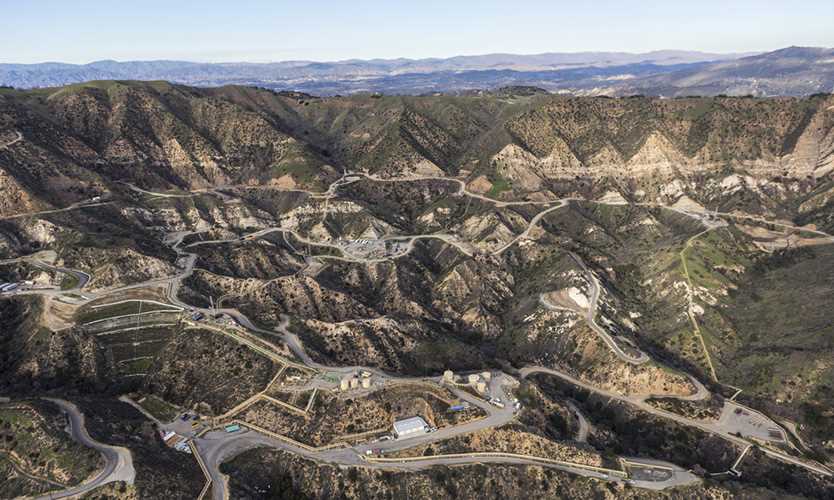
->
393 416 429 439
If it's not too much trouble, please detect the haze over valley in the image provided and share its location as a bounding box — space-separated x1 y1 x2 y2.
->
2 46 834 97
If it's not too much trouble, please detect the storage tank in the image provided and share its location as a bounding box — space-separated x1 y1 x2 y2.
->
349 378 360 389
340 378 350 391
468 374 480 384
443 370 454 382
476 382 487 394
481 371 491 382
361 377 372 388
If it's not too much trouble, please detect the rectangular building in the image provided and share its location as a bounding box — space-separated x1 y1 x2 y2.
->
393 416 428 439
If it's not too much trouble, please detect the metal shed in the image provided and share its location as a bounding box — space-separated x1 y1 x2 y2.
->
393 416 428 438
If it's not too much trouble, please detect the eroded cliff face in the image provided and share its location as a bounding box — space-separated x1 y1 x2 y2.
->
3 86 834 211
0 167 39 217
505 95 834 178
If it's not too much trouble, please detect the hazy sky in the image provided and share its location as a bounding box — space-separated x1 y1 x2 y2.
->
3 0 834 64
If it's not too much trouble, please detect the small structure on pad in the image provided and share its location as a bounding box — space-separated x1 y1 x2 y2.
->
340 371 374 392
393 416 429 439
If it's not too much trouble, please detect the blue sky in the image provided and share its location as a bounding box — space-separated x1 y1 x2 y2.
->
2 0 834 63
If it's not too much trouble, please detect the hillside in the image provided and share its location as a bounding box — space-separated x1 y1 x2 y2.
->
2 81 834 499
1 82 833 211
615 47 834 97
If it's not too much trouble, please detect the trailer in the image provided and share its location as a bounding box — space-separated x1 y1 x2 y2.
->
489 398 505 409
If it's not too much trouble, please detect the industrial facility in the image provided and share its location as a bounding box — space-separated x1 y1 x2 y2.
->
443 370 494 396
393 416 429 439
160 430 192 453
339 371 373 392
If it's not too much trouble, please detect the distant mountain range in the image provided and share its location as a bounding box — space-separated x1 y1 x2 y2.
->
2 47 833 96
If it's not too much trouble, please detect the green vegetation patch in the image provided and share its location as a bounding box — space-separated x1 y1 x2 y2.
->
270 162 320 188
723 244 834 443
0 403 102 487
59 273 80 291
77 300 180 324
93 326 178 380
486 177 512 198
681 228 753 291
135 394 180 422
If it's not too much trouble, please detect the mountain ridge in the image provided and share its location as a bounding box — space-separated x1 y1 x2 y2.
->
0 49 759 94
3 79 834 498
2 80 834 220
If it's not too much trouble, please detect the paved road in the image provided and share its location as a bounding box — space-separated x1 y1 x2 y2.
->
36 399 135 500
0 130 23 150
0 201 113 222
188 226 474 263
569 251 649 364
354 378 516 456
103 194 834 488
519 367 832 477
7 171 833 497
196 428 364 500
0 451 67 489
357 173 567 208
621 457 701 490
121 182 206 199
717 211 834 239
492 201 568 255
32 261 91 291
1 256 91 301
197 417 697 500
565 401 591 443
538 251 650 365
